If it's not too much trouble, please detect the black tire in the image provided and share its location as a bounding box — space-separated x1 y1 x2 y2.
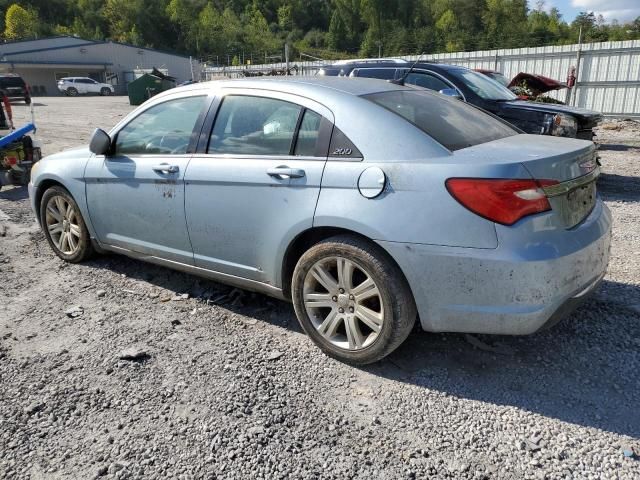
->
100 87 111 96
24 96 31 105
67 87 78 97
292 235 416 365
40 186 94 263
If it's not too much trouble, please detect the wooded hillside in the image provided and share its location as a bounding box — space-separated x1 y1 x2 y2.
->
2 0 639 64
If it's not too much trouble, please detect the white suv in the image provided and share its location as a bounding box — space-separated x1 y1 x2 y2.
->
57 77 114 96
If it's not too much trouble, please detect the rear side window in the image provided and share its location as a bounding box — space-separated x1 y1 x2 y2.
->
294 110 322 156
364 90 517 151
209 96 301 156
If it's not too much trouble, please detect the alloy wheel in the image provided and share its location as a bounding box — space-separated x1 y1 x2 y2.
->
45 195 82 255
303 256 384 350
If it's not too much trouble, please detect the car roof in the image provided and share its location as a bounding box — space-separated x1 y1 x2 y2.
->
127 76 453 162
320 59 466 73
166 76 414 99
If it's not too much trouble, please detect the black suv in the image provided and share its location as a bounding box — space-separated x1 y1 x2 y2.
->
318 60 602 140
0 74 31 104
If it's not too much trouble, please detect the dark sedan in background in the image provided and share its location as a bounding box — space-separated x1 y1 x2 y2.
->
318 59 602 140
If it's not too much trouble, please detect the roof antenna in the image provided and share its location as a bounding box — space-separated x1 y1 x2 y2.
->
392 52 425 86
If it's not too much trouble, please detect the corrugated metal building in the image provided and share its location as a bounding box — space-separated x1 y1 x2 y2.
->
208 39 640 117
0 36 200 96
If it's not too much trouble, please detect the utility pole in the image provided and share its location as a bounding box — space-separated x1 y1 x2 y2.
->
285 43 290 75
572 26 583 106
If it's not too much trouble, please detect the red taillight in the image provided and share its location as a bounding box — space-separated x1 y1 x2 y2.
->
445 178 558 226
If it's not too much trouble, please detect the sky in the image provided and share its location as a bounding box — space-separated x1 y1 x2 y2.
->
549 0 640 23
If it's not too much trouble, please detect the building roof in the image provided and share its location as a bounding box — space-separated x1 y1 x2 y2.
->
0 36 192 60
0 60 112 67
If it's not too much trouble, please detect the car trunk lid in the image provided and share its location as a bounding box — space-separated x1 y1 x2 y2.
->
453 134 599 228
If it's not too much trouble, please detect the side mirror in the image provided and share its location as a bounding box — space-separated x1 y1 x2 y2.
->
439 88 462 100
89 128 111 155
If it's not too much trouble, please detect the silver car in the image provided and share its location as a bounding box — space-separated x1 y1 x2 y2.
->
29 77 611 365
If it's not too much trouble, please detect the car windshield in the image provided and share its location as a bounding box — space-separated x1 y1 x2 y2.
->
486 72 510 87
451 69 517 101
364 90 517 151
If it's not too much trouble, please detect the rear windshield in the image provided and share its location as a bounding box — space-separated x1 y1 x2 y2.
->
0 76 25 88
363 90 517 151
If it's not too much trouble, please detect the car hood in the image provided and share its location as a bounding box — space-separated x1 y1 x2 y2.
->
508 73 566 94
499 100 603 127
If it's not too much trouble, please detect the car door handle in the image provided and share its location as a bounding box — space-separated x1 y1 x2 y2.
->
267 167 305 179
152 163 179 174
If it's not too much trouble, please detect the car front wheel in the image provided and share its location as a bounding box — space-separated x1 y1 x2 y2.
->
292 235 416 365
40 186 94 263
67 87 78 96
100 87 111 96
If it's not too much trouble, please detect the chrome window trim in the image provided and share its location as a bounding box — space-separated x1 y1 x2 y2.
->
191 153 326 162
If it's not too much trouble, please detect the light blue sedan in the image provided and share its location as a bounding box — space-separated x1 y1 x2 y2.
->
29 77 611 364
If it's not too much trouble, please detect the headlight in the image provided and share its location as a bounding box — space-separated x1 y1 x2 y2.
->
549 113 578 138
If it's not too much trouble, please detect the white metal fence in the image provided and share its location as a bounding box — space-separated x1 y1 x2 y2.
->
203 40 640 117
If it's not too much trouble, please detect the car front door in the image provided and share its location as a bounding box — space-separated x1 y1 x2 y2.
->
85 93 209 263
74 79 89 94
86 79 100 94
184 91 333 286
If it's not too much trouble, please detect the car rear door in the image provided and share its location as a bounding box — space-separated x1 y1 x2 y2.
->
85 92 210 264
184 90 333 286
73 79 88 94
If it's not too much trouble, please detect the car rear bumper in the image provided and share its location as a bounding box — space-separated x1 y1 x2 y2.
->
378 199 612 335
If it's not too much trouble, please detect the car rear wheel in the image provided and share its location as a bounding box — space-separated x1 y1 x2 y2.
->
40 186 94 263
24 96 31 105
67 87 78 97
100 87 111 96
292 235 416 365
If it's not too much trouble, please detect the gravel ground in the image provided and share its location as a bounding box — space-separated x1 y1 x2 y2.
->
0 97 639 480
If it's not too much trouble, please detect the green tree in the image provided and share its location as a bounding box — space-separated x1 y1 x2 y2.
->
482 0 529 49
327 9 348 51
4 3 40 40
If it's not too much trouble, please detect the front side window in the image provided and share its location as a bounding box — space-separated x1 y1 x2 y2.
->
450 69 517 101
115 96 206 155
209 96 302 156
405 72 451 92
364 90 517 151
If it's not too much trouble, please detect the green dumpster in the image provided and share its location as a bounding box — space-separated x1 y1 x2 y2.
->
127 73 176 106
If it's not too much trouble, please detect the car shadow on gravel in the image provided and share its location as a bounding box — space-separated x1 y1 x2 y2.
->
84 247 640 438
84 254 302 331
598 173 640 202
366 279 640 438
